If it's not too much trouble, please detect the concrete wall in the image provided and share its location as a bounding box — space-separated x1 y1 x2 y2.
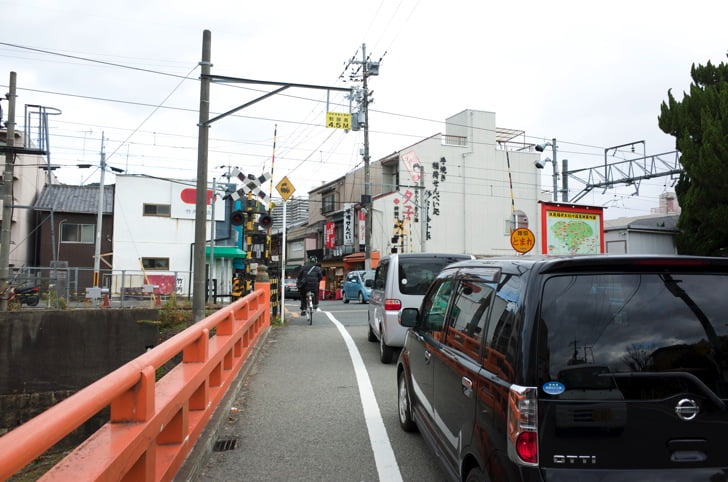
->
0 309 160 435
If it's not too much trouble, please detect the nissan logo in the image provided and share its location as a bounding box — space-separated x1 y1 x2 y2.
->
675 398 699 421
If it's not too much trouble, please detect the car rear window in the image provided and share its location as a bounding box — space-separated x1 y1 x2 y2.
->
399 257 466 295
537 272 728 400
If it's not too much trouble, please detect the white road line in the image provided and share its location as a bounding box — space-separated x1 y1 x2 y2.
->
325 312 403 482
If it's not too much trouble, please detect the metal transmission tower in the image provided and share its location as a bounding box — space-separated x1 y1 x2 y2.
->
343 44 381 269
566 144 682 203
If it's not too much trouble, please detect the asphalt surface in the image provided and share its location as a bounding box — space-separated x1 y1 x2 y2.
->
176 299 448 482
186 303 384 481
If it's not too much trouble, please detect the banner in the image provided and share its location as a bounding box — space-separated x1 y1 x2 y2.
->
358 210 366 247
325 222 336 249
343 203 354 246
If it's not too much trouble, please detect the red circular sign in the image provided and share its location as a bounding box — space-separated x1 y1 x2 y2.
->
510 228 535 253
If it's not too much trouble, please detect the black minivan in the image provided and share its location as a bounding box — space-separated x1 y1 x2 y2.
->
396 255 728 481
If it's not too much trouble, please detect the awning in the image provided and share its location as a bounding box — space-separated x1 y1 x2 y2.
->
343 251 380 268
205 246 247 259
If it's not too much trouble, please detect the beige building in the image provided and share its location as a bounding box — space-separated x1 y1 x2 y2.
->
1 130 52 268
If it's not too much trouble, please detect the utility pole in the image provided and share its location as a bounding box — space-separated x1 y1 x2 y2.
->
0 72 16 311
362 44 372 269
349 44 379 269
549 138 559 202
209 177 216 302
93 133 106 288
535 138 560 201
193 30 212 321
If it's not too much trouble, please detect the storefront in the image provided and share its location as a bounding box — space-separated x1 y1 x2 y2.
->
342 251 380 270
320 259 344 300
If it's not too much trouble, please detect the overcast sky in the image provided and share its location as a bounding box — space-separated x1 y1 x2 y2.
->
2 0 726 220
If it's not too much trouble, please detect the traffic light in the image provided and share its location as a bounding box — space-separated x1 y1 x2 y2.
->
258 214 272 229
231 210 245 226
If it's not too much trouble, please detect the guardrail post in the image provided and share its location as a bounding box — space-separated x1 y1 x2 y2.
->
111 365 155 422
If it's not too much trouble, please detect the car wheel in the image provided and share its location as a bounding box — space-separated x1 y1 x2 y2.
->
368 324 377 342
358 292 365 304
343 292 349 304
380 330 394 364
398 370 417 432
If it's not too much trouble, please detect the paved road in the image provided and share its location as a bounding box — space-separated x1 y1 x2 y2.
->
183 299 447 481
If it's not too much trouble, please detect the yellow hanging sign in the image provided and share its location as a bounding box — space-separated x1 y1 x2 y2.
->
326 112 352 130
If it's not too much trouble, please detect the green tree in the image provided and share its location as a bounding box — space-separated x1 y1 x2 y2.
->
658 58 728 256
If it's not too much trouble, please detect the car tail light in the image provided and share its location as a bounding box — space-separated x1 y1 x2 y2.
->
384 299 401 311
507 385 538 466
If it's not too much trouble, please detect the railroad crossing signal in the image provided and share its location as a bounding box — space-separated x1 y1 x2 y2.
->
276 176 295 201
229 169 271 203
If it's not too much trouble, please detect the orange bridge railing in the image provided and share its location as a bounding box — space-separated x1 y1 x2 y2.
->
0 282 271 481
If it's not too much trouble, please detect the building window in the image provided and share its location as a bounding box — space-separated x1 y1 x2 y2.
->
143 203 171 217
382 162 399 192
141 257 169 270
61 223 94 243
322 192 336 214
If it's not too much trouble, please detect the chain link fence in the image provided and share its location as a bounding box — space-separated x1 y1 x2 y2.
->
5 266 197 309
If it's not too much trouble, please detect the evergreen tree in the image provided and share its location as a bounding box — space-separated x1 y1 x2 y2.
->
658 58 728 255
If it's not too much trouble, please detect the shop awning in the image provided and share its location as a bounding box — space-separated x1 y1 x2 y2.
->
205 246 247 259
343 251 380 268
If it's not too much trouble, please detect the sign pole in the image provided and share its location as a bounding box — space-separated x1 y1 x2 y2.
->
275 176 295 324
280 200 288 323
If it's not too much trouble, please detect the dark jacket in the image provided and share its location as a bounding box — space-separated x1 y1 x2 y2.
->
297 262 322 291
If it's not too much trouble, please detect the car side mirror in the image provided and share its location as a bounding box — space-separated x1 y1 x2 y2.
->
364 279 373 288
399 307 419 328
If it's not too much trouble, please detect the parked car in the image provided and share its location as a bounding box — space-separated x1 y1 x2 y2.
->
367 252 474 363
396 255 728 481
283 277 300 300
342 270 375 304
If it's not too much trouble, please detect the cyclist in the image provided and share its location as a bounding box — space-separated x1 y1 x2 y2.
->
297 255 323 316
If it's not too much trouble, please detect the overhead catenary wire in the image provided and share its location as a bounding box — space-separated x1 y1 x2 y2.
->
0 35 672 216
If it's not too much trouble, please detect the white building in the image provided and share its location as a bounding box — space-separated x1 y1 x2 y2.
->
1 130 52 268
604 214 679 254
371 110 543 256
112 175 243 298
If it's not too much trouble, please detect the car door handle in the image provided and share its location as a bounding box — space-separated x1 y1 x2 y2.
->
424 350 431 364
461 376 473 398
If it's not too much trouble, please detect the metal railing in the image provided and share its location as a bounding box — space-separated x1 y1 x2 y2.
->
2 267 249 308
0 282 271 481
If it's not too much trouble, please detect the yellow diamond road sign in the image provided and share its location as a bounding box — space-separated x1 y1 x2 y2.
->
276 176 295 201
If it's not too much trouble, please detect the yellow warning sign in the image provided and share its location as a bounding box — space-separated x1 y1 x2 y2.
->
276 176 295 201
326 112 352 130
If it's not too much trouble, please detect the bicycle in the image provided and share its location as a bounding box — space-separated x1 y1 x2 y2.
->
305 290 314 325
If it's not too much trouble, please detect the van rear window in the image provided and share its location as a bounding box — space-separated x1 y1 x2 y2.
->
537 273 728 400
399 258 461 295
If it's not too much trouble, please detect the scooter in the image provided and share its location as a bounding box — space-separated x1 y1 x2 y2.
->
8 286 40 307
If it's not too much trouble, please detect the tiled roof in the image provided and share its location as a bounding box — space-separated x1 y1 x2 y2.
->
33 184 114 214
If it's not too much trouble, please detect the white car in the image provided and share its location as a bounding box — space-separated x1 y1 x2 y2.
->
367 252 474 363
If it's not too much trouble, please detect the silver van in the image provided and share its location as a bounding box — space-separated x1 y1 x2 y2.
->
367 253 473 363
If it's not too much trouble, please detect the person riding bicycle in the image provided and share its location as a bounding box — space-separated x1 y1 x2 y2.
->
297 255 323 315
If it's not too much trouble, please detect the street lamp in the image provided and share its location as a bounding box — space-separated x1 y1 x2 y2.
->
535 138 560 201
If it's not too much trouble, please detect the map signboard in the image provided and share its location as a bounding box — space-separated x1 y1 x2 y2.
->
540 202 604 254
